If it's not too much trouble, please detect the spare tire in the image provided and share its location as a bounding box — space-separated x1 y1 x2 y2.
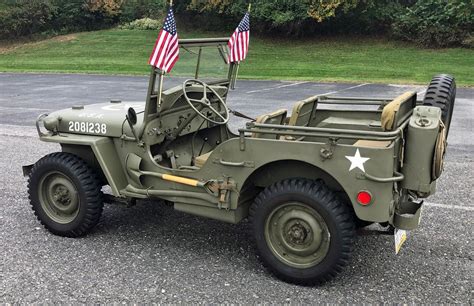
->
423 74 456 137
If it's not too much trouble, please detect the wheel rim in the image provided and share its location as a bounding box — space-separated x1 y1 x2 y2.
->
38 171 79 224
265 202 331 269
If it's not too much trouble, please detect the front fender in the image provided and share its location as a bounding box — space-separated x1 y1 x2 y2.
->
40 133 127 196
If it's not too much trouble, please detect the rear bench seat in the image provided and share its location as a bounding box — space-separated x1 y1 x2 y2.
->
195 92 417 167
353 91 417 148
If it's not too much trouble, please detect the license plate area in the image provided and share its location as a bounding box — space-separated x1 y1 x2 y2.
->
394 228 407 254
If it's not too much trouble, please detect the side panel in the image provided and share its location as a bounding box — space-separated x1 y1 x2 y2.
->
208 138 396 223
40 133 127 196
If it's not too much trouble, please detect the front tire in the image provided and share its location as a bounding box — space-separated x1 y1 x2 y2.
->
28 152 104 237
249 179 355 285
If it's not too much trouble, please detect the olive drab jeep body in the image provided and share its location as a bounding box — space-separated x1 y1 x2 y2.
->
24 38 455 285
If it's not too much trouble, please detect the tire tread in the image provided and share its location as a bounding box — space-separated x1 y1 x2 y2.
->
27 152 103 237
249 178 355 285
423 74 456 135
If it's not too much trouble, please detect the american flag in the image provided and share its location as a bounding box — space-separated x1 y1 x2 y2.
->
148 6 179 73
228 12 250 63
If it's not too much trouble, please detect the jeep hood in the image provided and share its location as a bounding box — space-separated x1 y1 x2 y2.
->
47 101 145 137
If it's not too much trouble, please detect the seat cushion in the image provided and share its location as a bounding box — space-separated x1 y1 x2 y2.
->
288 97 318 126
354 140 392 148
381 91 416 131
255 109 288 125
194 151 212 168
252 109 287 139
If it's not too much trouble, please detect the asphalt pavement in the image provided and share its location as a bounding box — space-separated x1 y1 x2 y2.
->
0 73 472 303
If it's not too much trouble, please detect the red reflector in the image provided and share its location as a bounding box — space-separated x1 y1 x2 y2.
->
357 191 372 206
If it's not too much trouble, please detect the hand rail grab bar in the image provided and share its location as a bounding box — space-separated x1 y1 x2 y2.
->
360 171 405 183
241 118 409 139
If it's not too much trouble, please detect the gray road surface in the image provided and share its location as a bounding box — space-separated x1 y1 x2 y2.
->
0 73 472 303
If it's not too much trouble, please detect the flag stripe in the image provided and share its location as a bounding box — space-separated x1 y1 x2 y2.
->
155 33 170 68
163 36 179 71
149 30 163 64
228 12 250 63
148 7 179 73
150 30 167 66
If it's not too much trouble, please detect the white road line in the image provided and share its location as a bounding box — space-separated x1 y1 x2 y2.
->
246 81 309 94
388 84 425 88
0 124 37 137
387 84 427 97
0 106 50 111
424 202 474 211
320 83 370 96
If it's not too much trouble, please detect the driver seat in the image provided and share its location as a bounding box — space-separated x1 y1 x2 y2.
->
194 151 212 168
194 109 288 168
251 109 288 139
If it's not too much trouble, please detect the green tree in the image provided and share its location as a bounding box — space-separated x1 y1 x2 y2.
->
188 0 369 24
392 0 473 47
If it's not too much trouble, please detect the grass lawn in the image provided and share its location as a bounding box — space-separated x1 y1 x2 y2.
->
0 29 473 86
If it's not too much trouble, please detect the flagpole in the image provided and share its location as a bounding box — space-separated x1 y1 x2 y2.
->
231 63 240 90
157 70 165 109
157 0 172 110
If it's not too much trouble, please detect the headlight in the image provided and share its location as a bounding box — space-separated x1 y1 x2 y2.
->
43 115 59 132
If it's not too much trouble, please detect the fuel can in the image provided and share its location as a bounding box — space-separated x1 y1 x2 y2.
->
401 106 442 194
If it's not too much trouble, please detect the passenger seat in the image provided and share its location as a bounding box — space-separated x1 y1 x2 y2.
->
283 97 318 141
288 97 318 127
252 109 287 139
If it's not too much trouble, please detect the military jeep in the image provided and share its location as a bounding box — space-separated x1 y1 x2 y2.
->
24 38 455 285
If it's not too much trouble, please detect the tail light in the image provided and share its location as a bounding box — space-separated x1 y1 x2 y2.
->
357 191 373 206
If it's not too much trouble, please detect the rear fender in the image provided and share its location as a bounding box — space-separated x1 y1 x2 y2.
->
240 160 354 214
239 157 395 224
39 133 127 196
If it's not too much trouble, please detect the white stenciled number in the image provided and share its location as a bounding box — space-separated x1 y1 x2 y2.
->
68 121 107 135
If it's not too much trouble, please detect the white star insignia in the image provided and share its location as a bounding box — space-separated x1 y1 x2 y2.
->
345 149 370 173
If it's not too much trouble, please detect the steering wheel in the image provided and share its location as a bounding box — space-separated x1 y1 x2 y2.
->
182 79 230 125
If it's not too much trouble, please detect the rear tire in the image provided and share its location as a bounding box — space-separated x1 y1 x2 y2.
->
423 74 456 136
28 152 104 237
249 179 355 285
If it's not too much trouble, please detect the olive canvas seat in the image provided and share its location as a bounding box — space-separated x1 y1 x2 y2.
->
354 91 417 148
288 97 318 127
194 151 212 168
380 91 417 131
195 109 288 168
281 97 319 141
251 109 288 139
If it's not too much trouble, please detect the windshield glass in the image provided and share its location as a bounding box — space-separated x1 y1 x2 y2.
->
167 44 230 82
